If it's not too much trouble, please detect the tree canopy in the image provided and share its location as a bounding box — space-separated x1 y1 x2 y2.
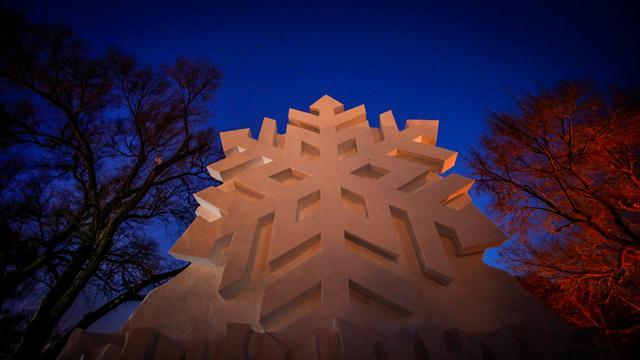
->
469 81 640 348
0 10 222 358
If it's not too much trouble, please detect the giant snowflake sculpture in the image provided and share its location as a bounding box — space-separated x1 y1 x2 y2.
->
62 96 576 360
172 94 503 309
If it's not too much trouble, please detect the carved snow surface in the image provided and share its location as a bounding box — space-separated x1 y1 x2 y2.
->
61 96 580 360
173 95 505 311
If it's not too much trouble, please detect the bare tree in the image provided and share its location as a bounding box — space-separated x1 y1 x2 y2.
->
0 10 222 358
469 81 640 346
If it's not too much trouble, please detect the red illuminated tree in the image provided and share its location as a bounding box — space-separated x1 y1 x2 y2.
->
469 81 640 346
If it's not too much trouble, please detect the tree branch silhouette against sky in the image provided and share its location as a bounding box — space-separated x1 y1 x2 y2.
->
2 0 639 338
468 81 640 347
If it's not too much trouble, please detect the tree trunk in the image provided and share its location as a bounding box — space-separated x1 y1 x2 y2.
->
41 265 187 359
10 243 97 359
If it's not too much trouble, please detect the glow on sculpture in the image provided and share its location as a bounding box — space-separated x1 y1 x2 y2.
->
61 95 572 359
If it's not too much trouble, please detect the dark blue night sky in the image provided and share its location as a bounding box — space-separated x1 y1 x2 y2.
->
10 1 639 141
4 0 639 331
